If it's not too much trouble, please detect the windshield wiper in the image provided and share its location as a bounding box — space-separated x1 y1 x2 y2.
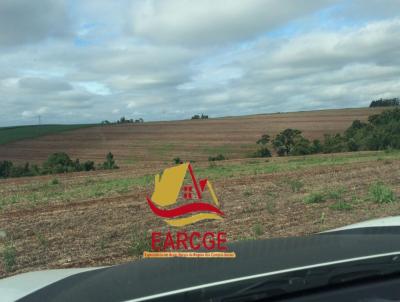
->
218 254 400 302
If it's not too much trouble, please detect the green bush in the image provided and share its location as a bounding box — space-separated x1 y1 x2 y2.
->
253 224 264 237
0 161 13 178
310 139 323 153
330 201 352 211
304 192 326 203
82 160 95 171
290 137 313 155
42 152 74 173
102 152 118 169
208 154 226 161
369 182 396 203
129 228 151 256
272 129 316 156
252 147 272 158
322 134 347 153
50 178 60 185
326 187 346 200
286 179 304 192
173 157 182 164
253 134 272 157
2 244 16 272
0 152 115 179
272 129 302 156
347 109 400 151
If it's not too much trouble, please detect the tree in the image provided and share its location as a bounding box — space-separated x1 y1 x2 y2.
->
310 139 323 154
42 152 74 173
322 134 347 153
290 137 313 156
82 160 95 171
272 129 303 156
256 134 270 146
102 152 118 169
0 161 13 178
253 134 272 157
369 98 399 107
342 108 400 151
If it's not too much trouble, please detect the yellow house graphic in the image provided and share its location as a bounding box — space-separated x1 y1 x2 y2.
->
147 163 222 227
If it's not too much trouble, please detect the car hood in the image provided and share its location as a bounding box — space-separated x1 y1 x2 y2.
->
322 215 400 233
2 215 400 302
0 268 103 302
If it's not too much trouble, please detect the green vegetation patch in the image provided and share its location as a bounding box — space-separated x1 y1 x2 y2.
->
0 124 95 145
330 201 352 211
369 182 396 203
195 150 400 181
2 244 16 272
0 174 154 209
304 192 326 204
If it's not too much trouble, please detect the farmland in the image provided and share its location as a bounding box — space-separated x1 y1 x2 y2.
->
0 124 95 146
0 107 387 164
0 107 399 277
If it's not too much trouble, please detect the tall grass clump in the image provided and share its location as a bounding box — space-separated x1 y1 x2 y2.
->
369 182 396 203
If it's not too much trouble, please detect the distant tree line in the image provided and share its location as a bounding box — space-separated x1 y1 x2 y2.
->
101 117 144 125
191 114 209 120
0 152 118 179
369 98 399 107
254 108 400 157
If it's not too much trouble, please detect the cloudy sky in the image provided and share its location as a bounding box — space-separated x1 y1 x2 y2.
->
1 0 400 126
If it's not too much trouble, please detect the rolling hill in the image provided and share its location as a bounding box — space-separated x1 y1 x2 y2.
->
0 107 387 164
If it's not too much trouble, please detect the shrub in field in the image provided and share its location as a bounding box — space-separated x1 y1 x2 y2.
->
2 244 16 272
252 147 272 158
310 139 323 154
0 152 117 179
82 160 95 171
272 129 316 156
330 201 352 211
285 179 304 192
369 182 396 203
255 108 400 157
0 160 13 178
326 187 346 200
208 154 226 161
173 157 182 164
322 134 348 153
102 152 118 169
343 109 400 151
290 137 313 156
50 178 60 185
272 129 302 156
304 192 326 203
253 134 272 157
253 224 264 237
129 228 151 257
42 152 74 174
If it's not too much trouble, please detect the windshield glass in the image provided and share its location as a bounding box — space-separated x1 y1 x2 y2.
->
0 1 399 301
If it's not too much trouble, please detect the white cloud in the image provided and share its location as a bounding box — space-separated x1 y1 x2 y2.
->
1 1 400 126
0 0 71 47
130 0 333 46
